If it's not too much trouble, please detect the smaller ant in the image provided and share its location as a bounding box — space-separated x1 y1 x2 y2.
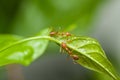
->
61 42 79 61
50 31 72 38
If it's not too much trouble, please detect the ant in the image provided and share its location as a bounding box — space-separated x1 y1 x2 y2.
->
61 42 79 60
50 31 72 37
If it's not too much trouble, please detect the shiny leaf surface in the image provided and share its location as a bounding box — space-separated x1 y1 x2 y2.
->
49 32 120 80
0 28 119 80
0 28 51 66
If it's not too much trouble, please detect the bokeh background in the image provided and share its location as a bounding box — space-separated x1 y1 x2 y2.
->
0 0 120 80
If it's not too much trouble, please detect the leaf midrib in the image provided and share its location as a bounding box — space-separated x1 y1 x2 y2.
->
67 44 117 80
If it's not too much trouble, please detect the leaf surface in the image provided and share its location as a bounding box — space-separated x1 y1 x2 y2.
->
50 33 120 80
0 29 119 80
0 28 51 66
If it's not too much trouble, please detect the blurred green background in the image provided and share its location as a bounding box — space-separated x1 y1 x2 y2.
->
0 0 120 80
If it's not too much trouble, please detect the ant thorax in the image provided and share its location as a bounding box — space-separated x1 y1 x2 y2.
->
50 31 58 36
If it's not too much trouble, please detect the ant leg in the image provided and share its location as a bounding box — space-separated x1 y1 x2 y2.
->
73 60 78 64
59 47 65 54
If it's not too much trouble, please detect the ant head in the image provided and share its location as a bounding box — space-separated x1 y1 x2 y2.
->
66 32 71 36
50 31 58 36
61 42 67 49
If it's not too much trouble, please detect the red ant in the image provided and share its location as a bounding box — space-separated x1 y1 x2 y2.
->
50 31 72 37
61 42 79 60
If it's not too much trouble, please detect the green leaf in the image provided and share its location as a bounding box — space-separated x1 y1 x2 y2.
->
0 28 119 80
0 28 51 66
49 33 120 80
